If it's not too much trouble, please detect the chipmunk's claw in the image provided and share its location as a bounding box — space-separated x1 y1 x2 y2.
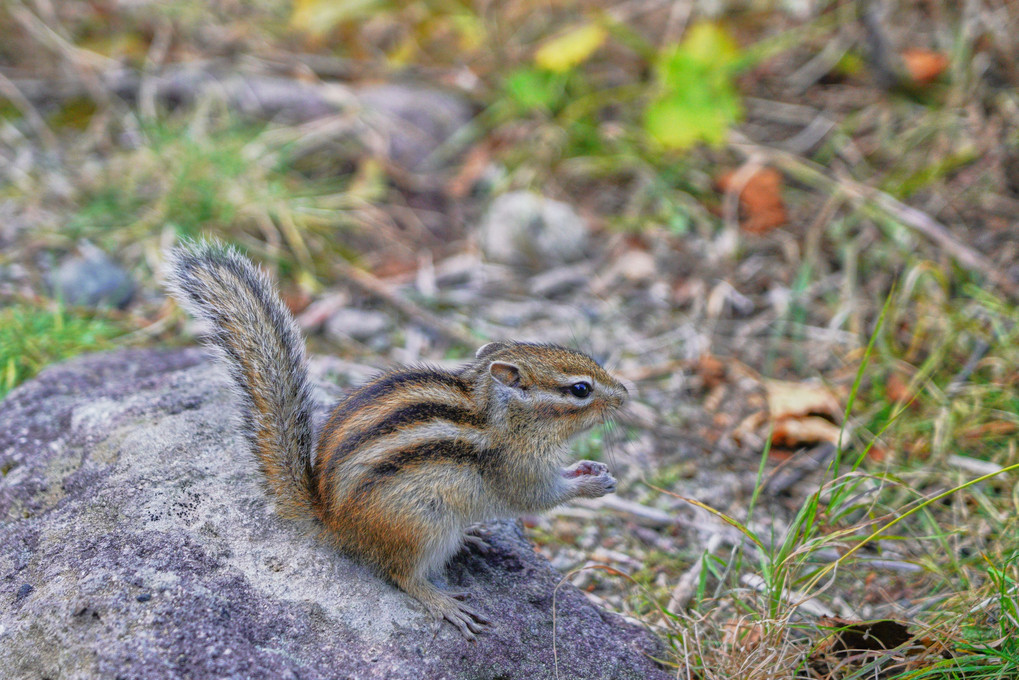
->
462 532 492 554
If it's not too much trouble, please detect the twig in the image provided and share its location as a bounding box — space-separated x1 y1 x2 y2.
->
11 4 114 106
859 0 905 89
780 115 836 155
0 70 58 150
139 20 173 121
946 454 1004 477
574 494 675 528
11 4 114 69
945 339 990 397
332 260 478 347
741 573 836 618
731 134 1019 301
789 33 852 93
666 532 726 614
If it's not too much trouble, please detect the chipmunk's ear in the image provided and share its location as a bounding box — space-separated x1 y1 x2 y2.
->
489 361 522 388
476 342 508 360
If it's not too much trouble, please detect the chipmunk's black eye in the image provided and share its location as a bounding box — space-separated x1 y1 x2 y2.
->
570 382 592 398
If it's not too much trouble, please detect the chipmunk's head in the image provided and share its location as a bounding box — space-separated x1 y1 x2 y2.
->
475 341 627 436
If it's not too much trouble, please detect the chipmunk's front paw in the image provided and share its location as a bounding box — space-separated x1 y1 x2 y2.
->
563 460 616 498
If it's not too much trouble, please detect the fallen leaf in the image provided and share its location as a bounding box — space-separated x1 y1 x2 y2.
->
885 372 915 404
290 0 382 37
761 378 845 448
764 379 841 421
534 23 608 73
901 49 949 85
696 353 726 390
716 167 787 234
280 288 312 315
731 410 767 449
866 443 891 462
771 415 843 448
644 22 743 150
960 421 1019 439
722 619 765 649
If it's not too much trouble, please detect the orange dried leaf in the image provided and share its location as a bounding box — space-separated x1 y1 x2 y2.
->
772 415 843 447
716 167 787 234
866 443 891 462
885 372 915 404
960 421 1019 439
696 353 727 389
901 49 949 85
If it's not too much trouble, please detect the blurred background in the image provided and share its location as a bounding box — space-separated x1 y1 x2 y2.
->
1 0 1017 675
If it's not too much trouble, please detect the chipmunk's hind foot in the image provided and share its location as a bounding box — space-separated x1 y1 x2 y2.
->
401 577 490 640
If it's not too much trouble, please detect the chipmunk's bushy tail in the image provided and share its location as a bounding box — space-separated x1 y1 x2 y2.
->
165 240 317 520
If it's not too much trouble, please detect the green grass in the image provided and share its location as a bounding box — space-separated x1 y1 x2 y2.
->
64 119 360 277
0 303 127 399
648 290 1019 679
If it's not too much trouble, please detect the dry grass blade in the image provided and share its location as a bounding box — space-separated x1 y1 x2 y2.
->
730 134 1019 301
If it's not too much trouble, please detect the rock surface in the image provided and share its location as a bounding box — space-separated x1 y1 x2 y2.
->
0 349 669 680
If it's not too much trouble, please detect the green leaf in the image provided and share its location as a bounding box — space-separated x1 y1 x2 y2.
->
503 67 566 112
677 21 740 65
643 21 743 150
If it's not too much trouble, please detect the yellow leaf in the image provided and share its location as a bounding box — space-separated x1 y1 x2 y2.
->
290 0 383 37
681 21 739 65
451 13 486 52
534 23 608 73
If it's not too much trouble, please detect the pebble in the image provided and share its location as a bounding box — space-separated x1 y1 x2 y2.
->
357 84 473 171
47 245 135 308
324 308 391 343
477 191 589 268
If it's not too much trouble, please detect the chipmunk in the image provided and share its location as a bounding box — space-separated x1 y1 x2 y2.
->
164 240 626 639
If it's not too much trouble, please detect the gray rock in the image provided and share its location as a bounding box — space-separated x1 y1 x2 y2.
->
46 245 135 308
323 307 391 343
478 192 589 268
0 348 669 680
357 84 473 171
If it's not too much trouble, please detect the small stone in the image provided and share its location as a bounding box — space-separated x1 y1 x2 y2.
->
357 84 472 172
477 192 589 268
323 308 391 343
135 593 152 602
609 249 657 284
47 244 135 308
